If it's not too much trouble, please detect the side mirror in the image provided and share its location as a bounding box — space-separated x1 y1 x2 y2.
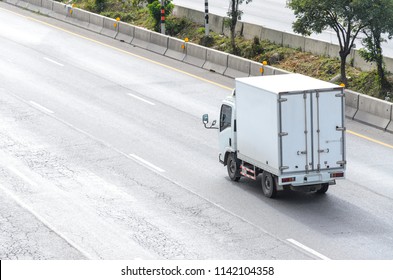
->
202 114 218 130
202 114 209 124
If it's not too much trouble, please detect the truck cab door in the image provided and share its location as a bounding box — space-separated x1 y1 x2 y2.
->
218 104 235 163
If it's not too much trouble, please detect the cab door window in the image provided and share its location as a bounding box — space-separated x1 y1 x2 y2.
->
220 105 232 132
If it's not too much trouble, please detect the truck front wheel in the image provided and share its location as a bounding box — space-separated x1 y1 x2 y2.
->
227 153 240 181
261 171 277 198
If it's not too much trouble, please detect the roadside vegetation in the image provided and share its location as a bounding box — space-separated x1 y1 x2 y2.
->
65 0 393 101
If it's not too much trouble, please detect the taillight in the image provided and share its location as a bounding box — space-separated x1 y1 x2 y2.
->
330 172 344 178
282 177 295 183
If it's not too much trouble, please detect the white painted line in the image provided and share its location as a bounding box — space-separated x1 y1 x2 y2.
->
127 93 155 106
29 101 54 114
44 57 64 67
129 154 165 173
287 238 331 260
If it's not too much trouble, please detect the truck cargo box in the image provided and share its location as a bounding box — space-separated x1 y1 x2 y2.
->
235 74 346 179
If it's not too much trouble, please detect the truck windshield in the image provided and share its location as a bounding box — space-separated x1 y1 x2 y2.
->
220 105 232 132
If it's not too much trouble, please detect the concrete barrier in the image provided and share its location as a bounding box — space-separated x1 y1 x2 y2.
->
15 0 29 9
41 0 52 9
26 0 41 6
304 38 329 57
88 12 104 34
183 42 207 67
344 90 359 119
354 94 392 130
4 0 20 5
224 55 250 78
250 62 278 76
26 0 41 12
148 32 169 55
353 51 373 71
40 0 53 15
242 22 263 40
101 17 118 38
203 48 228 74
165 37 186 61
67 8 90 29
51 2 69 21
386 116 393 133
283 33 306 51
223 21 243 38
115 22 134 44
132 26 151 49
261 27 283 45
209 14 224 34
327 44 340 59
186 9 205 25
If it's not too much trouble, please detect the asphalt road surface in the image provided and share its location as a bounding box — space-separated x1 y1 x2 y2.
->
1 2 393 260
173 0 393 58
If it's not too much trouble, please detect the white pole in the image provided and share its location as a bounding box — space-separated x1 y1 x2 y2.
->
161 0 166 34
205 0 209 36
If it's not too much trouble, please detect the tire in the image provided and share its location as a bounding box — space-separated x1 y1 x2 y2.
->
227 153 240 181
261 171 277 198
316 183 329 194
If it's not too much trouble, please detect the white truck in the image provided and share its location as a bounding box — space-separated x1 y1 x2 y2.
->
203 74 346 198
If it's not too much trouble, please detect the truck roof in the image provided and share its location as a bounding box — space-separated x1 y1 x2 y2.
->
236 73 342 94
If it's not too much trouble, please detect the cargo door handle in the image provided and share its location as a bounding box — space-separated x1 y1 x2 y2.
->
318 148 329 153
297 151 307 155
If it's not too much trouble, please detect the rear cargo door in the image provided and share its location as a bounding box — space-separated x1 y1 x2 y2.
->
311 90 345 171
279 90 344 173
279 92 312 173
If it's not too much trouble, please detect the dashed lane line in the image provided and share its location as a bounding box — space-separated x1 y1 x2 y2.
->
287 238 331 260
127 93 155 106
43 57 64 67
29 101 54 114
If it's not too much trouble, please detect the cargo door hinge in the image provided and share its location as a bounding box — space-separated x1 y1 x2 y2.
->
279 132 288 137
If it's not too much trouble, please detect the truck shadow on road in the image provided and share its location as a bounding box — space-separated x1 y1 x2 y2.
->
233 177 390 238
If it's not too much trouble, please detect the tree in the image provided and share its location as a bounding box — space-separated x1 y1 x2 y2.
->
287 0 367 86
227 0 252 55
356 0 393 95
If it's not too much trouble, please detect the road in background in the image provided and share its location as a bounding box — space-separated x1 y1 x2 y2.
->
173 0 393 57
1 2 393 260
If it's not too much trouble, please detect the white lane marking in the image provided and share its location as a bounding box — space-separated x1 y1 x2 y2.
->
287 238 331 260
0 175 93 259
44 57 64 67
127 93 155 106
29 101 54 114
129 154 165 173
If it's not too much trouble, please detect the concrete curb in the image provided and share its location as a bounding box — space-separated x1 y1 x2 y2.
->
224 55 250 78
164 37 186 61
115 22 134 44
87 12 104 34
354 95 392 130
148 32 169 55
101 17 118 38
344 90 360 119
203 49 228 74
67 8 90 29
183 42 207 67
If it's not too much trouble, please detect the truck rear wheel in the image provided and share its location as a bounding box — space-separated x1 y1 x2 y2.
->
316 183 329 194
227 153 240 181
261 171 277 198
